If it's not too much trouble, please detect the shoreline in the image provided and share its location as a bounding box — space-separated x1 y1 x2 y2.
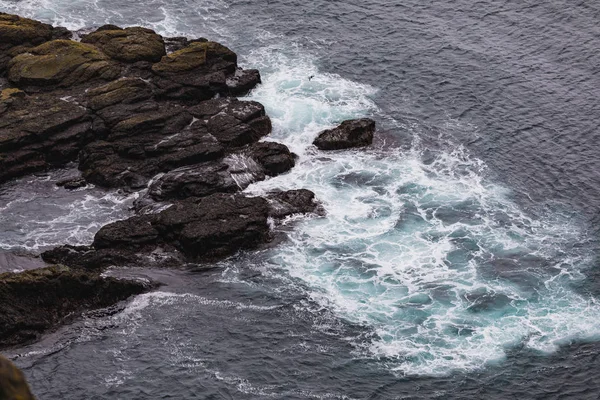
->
0 12 374 352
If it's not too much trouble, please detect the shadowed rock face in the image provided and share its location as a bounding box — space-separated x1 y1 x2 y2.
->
0 266 153 349
313 118 376 150
0 88 94 183
0 355 35 400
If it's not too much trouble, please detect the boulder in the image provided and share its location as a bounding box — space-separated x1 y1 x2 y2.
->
82 26 166 63
7 39 121 88
313 118 376 150
56 176 87 190
245 141 295 176
0 355 35 400
0 265 153 348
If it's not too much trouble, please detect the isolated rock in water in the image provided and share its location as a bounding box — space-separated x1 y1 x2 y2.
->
313 118 376 150
0 265 152 348
266 189 320 219
0 355 35 400
7 39 121 88
82 26 166 63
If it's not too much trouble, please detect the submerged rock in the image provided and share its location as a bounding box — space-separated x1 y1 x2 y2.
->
0 355 35 400
266 189 321 219
313 118 376 150
0 265 153 348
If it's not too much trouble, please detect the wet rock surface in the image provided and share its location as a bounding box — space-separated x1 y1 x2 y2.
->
0 265 153 349
0 13 329 350
313 118 376 150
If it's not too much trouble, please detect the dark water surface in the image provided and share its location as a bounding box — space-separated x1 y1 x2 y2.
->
2 0 600 398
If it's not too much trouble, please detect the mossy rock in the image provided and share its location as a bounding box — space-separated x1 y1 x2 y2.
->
0 355 35 400
82 26 166 63
7 39 121 88
0 12 53 45
152 41 237 74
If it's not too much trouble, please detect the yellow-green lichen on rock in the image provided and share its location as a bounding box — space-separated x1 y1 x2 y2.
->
0 12 53 45
82 26 166 63
152 41 237 74
0 355 35 400
7 39 121 88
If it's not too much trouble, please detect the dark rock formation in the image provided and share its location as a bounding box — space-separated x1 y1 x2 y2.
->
8 39 121 89
0 13 322 352
226 67 261 95
43 189 319 269
0 355 35 400
81 26 166 63
0 88 94 183
313 118 376 150
0 265 153 348
0 13 56 74
246 141 295 176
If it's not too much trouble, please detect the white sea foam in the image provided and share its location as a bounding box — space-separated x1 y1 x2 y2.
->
0 171 136 252
241 42 600 375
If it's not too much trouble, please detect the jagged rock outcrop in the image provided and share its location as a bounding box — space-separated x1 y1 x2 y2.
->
0 265 154 348
313 118 376 150
43 190 320 269
0 355 35 400
81 25 166 63
0 88 95 183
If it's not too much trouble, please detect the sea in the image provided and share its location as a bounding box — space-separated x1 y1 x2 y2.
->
1 0 600 398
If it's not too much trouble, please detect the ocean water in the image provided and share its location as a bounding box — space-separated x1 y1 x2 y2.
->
2 0 600 398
